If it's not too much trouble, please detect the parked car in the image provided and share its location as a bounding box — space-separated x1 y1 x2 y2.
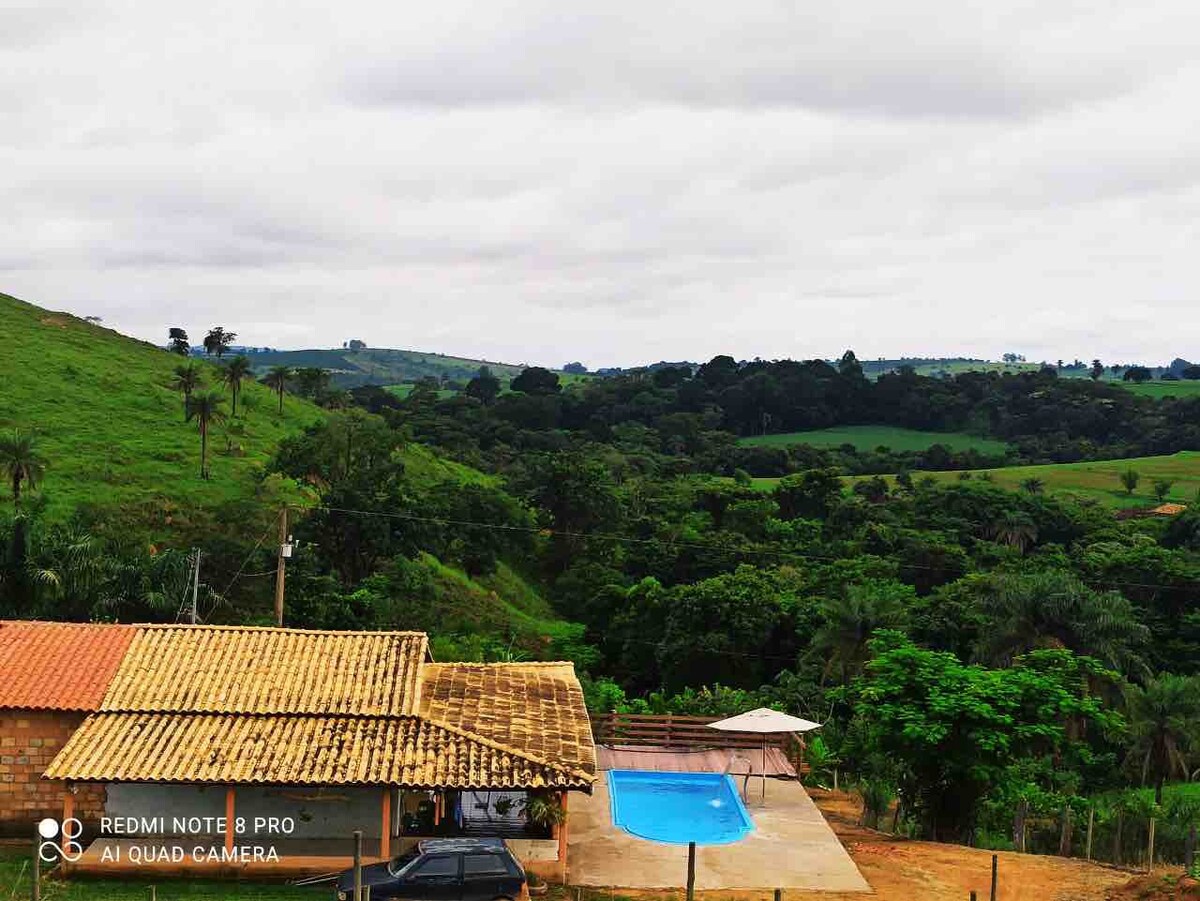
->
335 837 526 900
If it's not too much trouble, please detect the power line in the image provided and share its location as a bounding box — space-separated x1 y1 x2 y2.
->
294 503 1200 595
203 523 275 622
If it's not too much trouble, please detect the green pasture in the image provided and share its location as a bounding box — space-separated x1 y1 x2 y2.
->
0 293 323 527
739 425 1009 454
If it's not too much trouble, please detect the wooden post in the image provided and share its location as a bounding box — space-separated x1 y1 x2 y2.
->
774 889 782 901
61 786 75 875
989 854 997 901
685 841 696 901
1085 808 1095 861
274 507 288 626
558 791 570 882
224 787 236 854
32 823 41 901
1185 823 1197 874
1146 818 1156 873
1113 809 1123 865
150 888 157 901
1013 799 1028 852
380 788 392 860
970 893 977 901
353 830 363 901
1058 804 1073 858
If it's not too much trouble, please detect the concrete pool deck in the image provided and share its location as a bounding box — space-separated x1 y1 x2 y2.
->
569 777 871 892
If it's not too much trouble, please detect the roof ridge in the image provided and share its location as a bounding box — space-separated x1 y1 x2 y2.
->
419 715 596 784
133 623 429 637
424 660 576 668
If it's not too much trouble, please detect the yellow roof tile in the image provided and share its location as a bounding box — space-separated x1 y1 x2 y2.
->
102 625 428 716
44 713 593 789
420 662 596 782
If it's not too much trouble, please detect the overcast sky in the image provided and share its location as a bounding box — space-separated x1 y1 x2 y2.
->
4 2 1199 368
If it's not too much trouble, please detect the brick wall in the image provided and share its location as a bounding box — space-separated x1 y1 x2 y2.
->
0 711 106 837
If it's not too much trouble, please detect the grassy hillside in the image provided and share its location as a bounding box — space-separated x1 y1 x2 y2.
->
740 425 1009 454
244 346 589 389
831 452 1200 509
1119 380 1200 398
0 292 324 527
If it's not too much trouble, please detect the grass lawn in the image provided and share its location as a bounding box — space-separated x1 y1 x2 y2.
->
0 293 324 530
0 847 318 900
739 425 1009 454
1119 380 1200 399
837 451 1200 509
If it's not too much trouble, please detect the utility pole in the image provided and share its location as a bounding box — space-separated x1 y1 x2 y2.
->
190 548 201 625
274 507 288 626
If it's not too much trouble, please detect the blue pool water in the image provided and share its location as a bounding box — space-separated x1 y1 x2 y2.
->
607 770 754 845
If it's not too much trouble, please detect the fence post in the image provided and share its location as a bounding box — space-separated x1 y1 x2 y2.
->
774 889 782 901
32 825 41 901
989 853 998 901
1146 818 1156 874
1013 799 1028 852
685 842 696 901
1059 804 1073 857
1112 809 1123 865
1084 807 1094 861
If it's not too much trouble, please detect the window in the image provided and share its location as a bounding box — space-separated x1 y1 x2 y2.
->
463 853 510 877
411 855 459 880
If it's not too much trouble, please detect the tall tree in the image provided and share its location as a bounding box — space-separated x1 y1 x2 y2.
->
263 365 292 414
186 391 225 479
170 363 204 422
1124 674 1200 805
972 570 1148 673
202 326 237 357
0 430 45 506
1120 468 1140 496
813 579 914 684
168 327 190 356
221 356 251 417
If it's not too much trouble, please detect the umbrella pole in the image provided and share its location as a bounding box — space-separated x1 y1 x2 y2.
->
762 738 767 801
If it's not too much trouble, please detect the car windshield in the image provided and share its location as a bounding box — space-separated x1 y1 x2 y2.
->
386 847 422 877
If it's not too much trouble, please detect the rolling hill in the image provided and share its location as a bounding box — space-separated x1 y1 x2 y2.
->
241 346 586 389
0 291 325 533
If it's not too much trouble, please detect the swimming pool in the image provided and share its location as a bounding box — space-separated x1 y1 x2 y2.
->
607 770 754 845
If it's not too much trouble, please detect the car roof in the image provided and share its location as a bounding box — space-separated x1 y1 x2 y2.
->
417 838 508 854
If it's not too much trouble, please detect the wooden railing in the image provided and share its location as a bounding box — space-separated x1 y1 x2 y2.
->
592 712 788 750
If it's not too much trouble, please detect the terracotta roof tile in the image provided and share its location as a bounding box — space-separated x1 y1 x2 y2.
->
102 625 428 716
44 713 593 789
0 621 136 711
420 662 596 782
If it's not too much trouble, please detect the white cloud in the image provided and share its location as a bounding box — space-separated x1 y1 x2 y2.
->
3 1 1200 367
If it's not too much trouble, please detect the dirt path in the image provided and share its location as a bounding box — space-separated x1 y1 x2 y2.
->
782 790 1149 901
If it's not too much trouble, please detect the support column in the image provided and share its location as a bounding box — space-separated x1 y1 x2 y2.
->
557 791 570 881
380 788 392 860
224 787 236 853
61 784 76 874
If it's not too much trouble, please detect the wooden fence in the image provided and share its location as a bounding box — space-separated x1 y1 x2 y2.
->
592 712 797 751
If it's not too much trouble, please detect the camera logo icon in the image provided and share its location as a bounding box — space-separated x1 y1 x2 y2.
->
37 818 84 863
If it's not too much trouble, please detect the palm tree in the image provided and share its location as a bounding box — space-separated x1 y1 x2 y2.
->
812 580 912 684
263 366 292 414
187 391 225 479
987 511 1038 552
1120 468 1140 496
973 570 1149 673
221 356 251 417
171 363 204 422
1020 477 1044 495
1125 674 1200 805
0 430 46 506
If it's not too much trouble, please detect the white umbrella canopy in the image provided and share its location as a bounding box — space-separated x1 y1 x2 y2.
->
708 708 821 802
707 707 822 734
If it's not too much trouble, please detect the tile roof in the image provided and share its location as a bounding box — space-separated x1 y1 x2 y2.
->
101 625 428 716
420 662 597 782
0 621 136 711
44 713 594 789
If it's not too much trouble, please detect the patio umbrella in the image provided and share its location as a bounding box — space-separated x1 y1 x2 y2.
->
707 708 821 800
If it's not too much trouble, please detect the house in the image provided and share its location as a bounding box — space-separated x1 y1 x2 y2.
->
0 621 136 836
2 621 595 880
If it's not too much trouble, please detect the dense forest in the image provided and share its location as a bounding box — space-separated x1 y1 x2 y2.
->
4 343 1200 855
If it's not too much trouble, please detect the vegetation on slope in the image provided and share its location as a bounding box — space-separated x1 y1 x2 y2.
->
0 292 322 532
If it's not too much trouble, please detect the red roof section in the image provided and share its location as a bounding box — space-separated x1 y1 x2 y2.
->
0 621 137 711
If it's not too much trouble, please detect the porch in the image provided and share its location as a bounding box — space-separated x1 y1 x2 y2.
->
57 782 568 880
